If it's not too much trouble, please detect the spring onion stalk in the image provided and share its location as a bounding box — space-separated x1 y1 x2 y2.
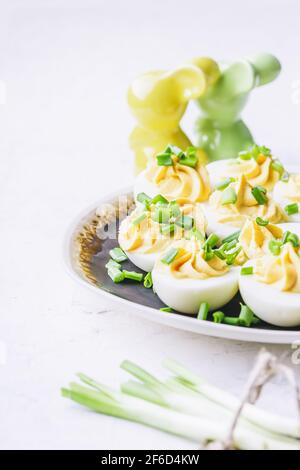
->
143 272 153 289
123 270 143 282
109 247 128 263
197 302 209 321
221 187 237 205
283 231 300 247
256 217 269 226
119 362 300 450
213 311 225 324
107 266 125 283
152 206 171 224
241 266 253 275
269 240 282 256
175 215 194 230
132 213 147 225
163 359 300 439
151 194 169 205
160 307 173 312
160 224 175 236
251 186 267 205
105 259 122 270
156 152 173 166
203 233 219 249
285 203 299 216
271 160 284 176
161 248 179 265
239 304 255 327
216 178 235 191
222 231 241 244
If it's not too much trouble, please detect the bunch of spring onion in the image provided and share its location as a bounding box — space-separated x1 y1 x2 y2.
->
62 359 300 450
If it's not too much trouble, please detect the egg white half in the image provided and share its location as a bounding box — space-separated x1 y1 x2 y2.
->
239 260 300 328
123 250 157 273
273 181 300 223
201 202 241 239
152 267 239 314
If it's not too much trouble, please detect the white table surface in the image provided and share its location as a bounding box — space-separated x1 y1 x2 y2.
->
1 0 300 450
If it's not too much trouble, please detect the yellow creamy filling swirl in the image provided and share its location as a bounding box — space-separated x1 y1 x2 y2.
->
219 154 279 191
158 240 228 280
119 205 206 254
254 243 300 293
145 157 211 204
209 175 286 228
239 220 283 259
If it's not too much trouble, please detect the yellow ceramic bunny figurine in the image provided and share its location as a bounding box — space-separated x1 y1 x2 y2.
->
128 65 209 173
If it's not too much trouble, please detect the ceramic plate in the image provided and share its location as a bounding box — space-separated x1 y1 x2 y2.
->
64 186 300 344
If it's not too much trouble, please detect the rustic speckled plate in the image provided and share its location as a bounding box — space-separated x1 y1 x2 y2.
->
64 186 300 344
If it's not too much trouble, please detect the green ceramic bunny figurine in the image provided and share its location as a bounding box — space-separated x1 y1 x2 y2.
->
193 53 281 161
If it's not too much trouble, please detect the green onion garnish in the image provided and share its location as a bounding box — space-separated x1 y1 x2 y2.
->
256 217 269 226
166 145 183 156
152 205 171 224
251 186 267 205
160 224 175 236
109 247 128 262
203 249 215 261
169 201 181 218
239 304 255 327
222 231 241 244
216 177 235 191
132 212 147 225
137 192 152 209
197 302 209 321
105 259 122 270
175 215 194 230
241 266 253 275
186 228 205 241
226 246 242 265
151 194 169 205
156 152 173 166
213 311 225 324
283 231 300 248
223 317 240 326
160 307 173 312
107 266 125 283
271 160 284 176
161 248 179 265
268 240 282 256
285 203 299 216
203 233 219 249
238 150 252 160
221 187 237 205
143 272 153 289
123 270 144 282
178 147 198 168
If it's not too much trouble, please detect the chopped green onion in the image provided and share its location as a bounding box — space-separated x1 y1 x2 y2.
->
166 145 183 156
223 317 240 326
238 150 252 160
177 147 198 168
143 272 153 289
197 302 209 321
109 247 128 262
226 246 242 265
213 311 225 324
160 224 175 236
281 172 290 182
251 186 267 205
221 187 237 205
239 304 255 327
156 152 173 166
105 259 122 270
283 231 300 248
123 270 144 282
203 233 219 249
216 177 235 191
214 249 226 260
132 212 147 225
241 266 253 275
107 266 125 283
186 228 205 241
222 231 241 244
137 192 152 209
151 194 169 205
222 239 237 251
175 215 194 230
160 306 173 312
271 160 284 176
203 248 215 261
161 248 179 265
268 240 282 256
152 205 171 224
256 217 269 226
285 203 299 216
169 201 181 218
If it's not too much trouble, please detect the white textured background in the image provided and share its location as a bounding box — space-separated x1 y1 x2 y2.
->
1 0 300 450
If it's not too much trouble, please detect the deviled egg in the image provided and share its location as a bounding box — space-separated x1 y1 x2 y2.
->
118 195 206 272
239 226 300 327
207 145 283 191
273 174 300 222
152 238 239 314
239 219 283 260
202 174 287 239
134 145 211 205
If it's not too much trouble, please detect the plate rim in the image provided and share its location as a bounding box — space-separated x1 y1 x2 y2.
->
63 186 300 345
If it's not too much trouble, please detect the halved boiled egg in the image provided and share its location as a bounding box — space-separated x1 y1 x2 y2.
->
239 230 300 327
273 174 300 223
134 146 211 205
206 145 282 191
118 198 206 272
201 174 286 239
152 239 239 314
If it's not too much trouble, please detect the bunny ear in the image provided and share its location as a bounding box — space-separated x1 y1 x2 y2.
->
191 57 221 87
169 65 207 102
217 60 256 98
247 53 281 86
